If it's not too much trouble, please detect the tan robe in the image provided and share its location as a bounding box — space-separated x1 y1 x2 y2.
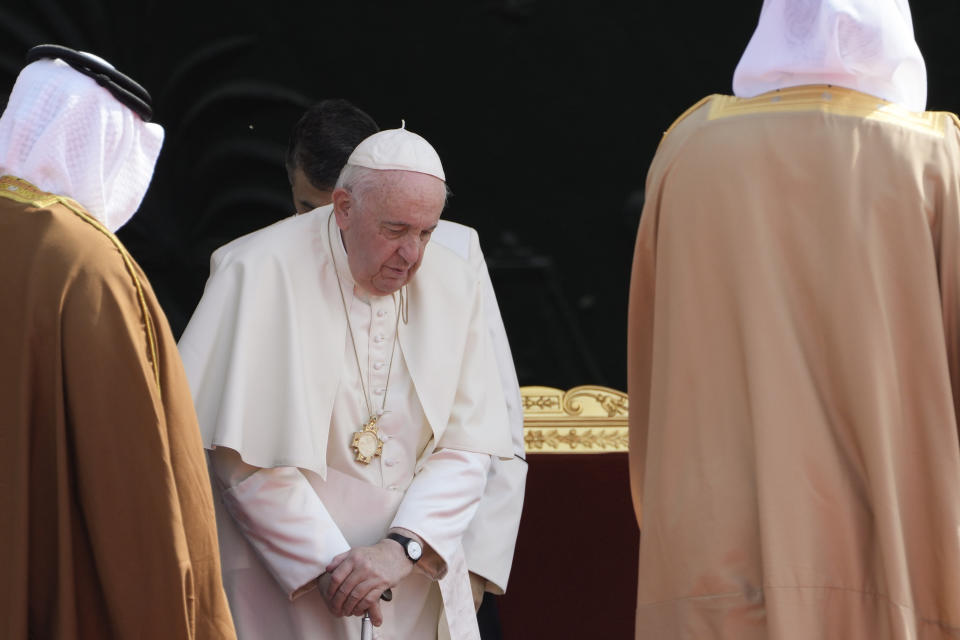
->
628 86 960 639
0 176 236 639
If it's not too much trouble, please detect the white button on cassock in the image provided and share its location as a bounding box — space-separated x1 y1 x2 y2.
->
373 334 384 343
374 361 385 370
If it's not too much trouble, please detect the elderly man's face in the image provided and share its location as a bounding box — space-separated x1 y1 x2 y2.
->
332 170 445 296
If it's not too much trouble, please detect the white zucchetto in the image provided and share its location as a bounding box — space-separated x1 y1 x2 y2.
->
347 124 445 181
733 0 927 112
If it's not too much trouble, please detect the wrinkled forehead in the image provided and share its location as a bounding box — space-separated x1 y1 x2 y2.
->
363 170 446 222
372 169 446 197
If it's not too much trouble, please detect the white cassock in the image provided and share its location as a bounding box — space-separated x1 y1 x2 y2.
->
178 206 517 640
429 219 527 607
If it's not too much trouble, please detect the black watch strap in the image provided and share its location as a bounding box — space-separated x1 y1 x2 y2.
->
386 532 422 563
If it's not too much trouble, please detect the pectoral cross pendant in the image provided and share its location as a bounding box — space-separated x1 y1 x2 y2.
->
351 414 384 464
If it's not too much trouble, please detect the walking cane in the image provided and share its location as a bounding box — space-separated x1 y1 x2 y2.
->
360 588 393 639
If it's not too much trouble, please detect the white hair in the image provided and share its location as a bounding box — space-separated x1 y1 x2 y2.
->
334 163 451 209
334 164 385 207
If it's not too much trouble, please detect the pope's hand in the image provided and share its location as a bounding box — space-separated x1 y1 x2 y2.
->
317 572 383 625
323 540 414 624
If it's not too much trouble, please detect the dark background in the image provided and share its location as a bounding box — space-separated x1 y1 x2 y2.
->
0 1 957 391
3 3 959 638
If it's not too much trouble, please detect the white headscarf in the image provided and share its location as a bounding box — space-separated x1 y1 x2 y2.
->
0 57 164 231
733 0 927 112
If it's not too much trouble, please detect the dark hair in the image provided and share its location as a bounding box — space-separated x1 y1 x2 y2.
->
284 99 379 191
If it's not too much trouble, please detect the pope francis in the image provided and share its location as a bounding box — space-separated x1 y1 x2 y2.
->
179 126 513 640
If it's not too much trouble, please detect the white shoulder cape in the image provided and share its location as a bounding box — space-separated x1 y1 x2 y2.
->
179 206 512 479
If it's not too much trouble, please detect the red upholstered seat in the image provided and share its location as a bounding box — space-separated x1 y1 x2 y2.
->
499 386 638 639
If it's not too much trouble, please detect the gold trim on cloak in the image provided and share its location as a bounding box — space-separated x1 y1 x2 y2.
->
708 85 952 137
660 86 959 143
0 175 162 392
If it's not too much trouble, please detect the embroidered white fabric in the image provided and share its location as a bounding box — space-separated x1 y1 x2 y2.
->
0 57 164 231
733 0 927 111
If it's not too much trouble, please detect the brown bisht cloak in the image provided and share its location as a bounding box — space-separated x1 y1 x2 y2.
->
628 86 960 639
0 176 236 639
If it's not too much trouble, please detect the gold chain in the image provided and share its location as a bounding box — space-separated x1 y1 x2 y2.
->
327 211 403 419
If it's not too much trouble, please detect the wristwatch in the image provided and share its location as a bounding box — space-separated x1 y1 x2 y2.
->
386 532 423 564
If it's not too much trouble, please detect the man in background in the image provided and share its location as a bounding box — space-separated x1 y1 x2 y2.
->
0 45 236 639
628 1 960 638
286 99 379 213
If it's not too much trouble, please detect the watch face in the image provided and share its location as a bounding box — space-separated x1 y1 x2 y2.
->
407 540 423 561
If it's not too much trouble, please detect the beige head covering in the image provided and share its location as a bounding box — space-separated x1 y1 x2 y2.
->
346 122 445 181
733 0 927 112
0 57 164 231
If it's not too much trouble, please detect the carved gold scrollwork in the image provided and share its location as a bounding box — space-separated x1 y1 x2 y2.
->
522 395 561 411
524 427 629 451
521 385 629 454
564 388 628 418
